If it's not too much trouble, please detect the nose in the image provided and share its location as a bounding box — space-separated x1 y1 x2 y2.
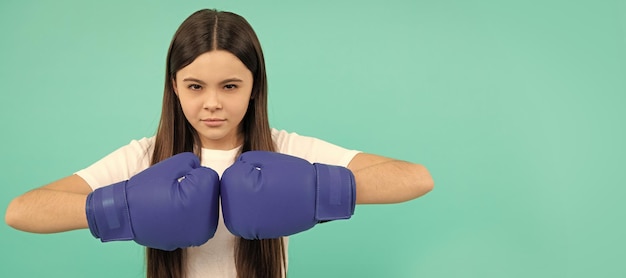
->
202 89 222 111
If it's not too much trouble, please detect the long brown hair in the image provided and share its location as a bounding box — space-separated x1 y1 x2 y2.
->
147 9 285 278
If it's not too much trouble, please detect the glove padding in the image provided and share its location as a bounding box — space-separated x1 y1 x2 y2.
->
221 151 356 239
85 152 220 251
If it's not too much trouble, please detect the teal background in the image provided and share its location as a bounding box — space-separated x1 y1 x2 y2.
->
1 0 625 277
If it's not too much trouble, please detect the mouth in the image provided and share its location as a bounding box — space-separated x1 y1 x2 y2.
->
201 118 225 127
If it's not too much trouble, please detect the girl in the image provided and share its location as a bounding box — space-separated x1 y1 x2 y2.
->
5 9 433 278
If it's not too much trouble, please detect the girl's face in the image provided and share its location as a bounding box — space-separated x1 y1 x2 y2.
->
173 50 254 150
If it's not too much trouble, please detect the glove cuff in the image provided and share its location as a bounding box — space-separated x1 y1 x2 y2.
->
313 163 356 221
85 181 134 242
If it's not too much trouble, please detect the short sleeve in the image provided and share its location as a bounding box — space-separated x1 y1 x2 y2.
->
271 128 361 167
74 137 155 191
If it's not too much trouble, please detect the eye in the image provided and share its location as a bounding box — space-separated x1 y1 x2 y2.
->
187 84 202 90
224 84 238 90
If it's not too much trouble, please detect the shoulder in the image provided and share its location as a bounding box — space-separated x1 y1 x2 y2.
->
270 128 297 142
109 136 155 166
75 136 155 190
270 128 314 152
270 128 360 167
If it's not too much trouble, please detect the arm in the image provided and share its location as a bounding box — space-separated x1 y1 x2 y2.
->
7 154 222 251
5 138 155 233
5 175 92 233
347 153 434 204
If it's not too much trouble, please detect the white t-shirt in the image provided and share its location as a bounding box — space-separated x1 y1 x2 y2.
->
75 128 360 277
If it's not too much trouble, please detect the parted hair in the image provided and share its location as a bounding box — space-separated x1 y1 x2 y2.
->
147 9 285 278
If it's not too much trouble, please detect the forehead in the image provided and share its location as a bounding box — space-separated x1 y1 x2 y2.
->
176 50 252 81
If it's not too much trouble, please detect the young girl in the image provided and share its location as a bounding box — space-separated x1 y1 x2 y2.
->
5 9 433 278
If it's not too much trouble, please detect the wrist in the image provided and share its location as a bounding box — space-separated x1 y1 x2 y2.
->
313 163 356 221
85 181 134 242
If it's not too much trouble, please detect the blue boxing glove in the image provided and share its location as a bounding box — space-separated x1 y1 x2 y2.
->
220 151 356 239
85 152 220 251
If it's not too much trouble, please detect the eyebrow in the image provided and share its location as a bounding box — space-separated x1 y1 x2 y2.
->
182 77 244 85
182 78 206 85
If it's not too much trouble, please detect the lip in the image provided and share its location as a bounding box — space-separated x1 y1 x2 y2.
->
201 118 225 127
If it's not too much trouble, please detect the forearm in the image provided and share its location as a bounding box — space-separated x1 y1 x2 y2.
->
5 176 91 233
6 189 88 233
349 154 434 204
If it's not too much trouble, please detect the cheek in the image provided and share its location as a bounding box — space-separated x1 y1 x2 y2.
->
177 95 199 119
234 97 252 118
